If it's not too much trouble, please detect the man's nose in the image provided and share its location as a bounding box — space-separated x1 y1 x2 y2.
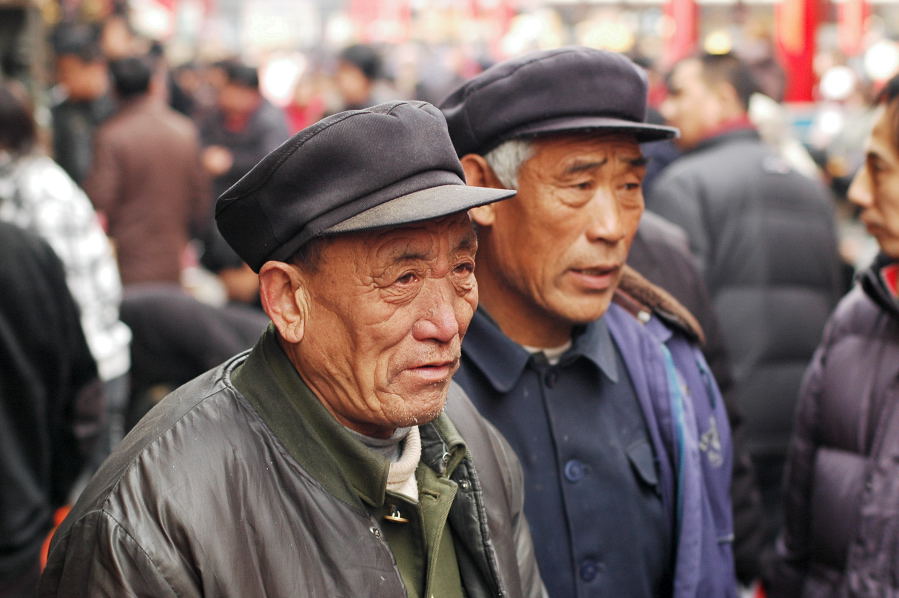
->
585 188 628 243
847 166 873 209
412 281 461 344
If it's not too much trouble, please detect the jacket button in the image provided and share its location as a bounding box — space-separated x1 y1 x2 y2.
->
564 459 588 482
579 559 601 582
544 370 558 388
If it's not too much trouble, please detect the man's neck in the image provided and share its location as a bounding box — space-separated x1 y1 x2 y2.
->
475 268 573 347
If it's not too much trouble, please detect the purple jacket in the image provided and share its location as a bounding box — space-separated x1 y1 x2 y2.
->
767 255 899 597
609 280 736 598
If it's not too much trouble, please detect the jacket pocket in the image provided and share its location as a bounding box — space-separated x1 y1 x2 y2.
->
626 439 661 497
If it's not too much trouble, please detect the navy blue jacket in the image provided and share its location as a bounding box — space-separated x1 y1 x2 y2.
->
456 269 737 597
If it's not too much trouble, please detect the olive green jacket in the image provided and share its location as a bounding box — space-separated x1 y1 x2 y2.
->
40 328 546 597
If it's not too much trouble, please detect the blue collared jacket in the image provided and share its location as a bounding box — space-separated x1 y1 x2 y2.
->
456 269 737 597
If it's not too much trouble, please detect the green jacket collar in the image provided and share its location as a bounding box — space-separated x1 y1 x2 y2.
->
231 326 466 510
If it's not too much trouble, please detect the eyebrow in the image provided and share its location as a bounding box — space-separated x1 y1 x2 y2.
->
564 155 648 175
628 156 649 168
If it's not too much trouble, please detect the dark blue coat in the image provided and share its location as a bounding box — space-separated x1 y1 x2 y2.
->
456 270 737 597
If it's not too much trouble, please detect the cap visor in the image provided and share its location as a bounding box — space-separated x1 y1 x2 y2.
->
325 184 516 235
510 116 678 143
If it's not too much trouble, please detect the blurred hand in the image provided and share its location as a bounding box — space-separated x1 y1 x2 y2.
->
202 146 234 176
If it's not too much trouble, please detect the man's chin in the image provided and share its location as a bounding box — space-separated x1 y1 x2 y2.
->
553 295 615 326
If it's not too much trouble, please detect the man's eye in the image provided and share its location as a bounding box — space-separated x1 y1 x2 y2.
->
454 262 474 275
623 182 641 191
573 181 593 191
396 272 418 285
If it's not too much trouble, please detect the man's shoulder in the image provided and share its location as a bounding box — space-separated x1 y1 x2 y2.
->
67 355 259 514
613 266 704 345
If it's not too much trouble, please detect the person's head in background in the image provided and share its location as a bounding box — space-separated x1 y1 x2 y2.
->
662 52 760 150
335 44 382 110
848 73 899 258
108 54 158 104
217 62 262 123
0 81 37 158
52 23 109 103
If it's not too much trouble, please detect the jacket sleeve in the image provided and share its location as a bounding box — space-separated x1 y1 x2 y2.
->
83 129 122 222
764 326 831 596
39 510 193 597
487 425 548 598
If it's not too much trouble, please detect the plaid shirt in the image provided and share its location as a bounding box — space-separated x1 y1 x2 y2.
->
0 153 130 380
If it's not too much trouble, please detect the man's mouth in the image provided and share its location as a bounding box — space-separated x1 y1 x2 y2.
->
568 265 620 290
406 360 457 382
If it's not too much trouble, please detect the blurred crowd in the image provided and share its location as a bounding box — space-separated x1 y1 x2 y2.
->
0 7 897 598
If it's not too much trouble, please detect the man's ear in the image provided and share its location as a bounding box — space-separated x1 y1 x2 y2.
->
461 153 505 227
714 81 742 116
258 261 309 344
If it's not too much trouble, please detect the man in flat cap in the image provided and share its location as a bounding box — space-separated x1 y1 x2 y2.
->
39 101 546 598
441 47 737 597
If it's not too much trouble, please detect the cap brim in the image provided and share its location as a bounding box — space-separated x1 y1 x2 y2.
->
508 115 678 143
324 184 516 235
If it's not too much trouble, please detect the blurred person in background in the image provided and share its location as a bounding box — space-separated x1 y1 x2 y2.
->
0 222 104 598
199 60 289 306
765 71 899 598
649 51 843 556
0 81 131 477
84 53 209 286
49 23 114 186
332 43 387 112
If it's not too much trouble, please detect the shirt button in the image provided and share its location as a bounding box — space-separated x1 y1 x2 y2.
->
579 559 600 582
544 370 558 388
564 459 588 482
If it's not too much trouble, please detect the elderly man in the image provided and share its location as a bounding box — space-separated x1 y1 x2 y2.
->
39 101 545 598
440 47 736 597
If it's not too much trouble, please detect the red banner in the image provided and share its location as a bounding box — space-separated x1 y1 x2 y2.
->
775 0 819 102
664 0 698 69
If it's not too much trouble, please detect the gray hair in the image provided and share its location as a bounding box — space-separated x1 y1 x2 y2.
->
483 139 534 189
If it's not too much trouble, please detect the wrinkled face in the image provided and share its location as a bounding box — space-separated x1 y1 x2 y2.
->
480 134 646 341
662 58 723 149
848 103 899 258
296 213 478 437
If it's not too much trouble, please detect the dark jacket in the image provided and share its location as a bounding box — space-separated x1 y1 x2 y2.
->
629 212 766 583
456 268 737 598
766 254 899 597
0 222 103 591
85 96 210 285
649 128 842 462
40 328 545 598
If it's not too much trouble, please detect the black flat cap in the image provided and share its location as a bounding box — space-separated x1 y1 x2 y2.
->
439 46 678 157
215 101 515 272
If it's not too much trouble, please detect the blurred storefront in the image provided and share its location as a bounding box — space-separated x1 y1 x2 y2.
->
12 0 899 111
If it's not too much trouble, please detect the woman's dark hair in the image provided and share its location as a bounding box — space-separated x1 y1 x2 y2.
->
0 82 37 155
